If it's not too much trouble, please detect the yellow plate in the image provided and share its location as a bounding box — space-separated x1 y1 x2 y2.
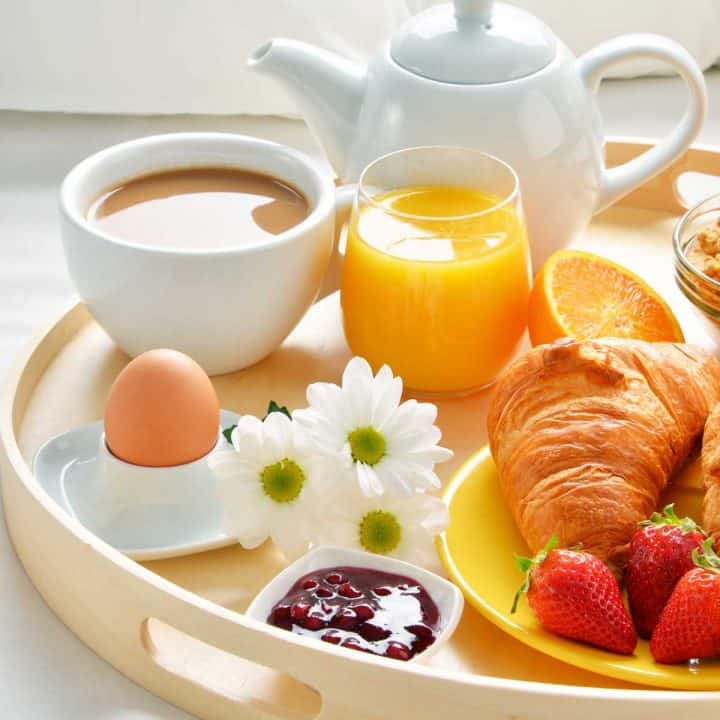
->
437 445 720 690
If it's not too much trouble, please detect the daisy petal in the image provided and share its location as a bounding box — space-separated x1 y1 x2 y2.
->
370 364 394 403
343 359 375 423
262 411 292 458
374 458 415 496
304 383 346 426
270 515 310 560
414 402 439 427
379 400 419 437
418 498 450 534
398 539 444 575
388 426 443 455
297 419 347 454
393 493 448 533
356 462 384 497
317 517 360 549
404 445 454 465
413 468 442 491
216 464 265 486
223 499 271 548
231 415 264 454
342 356 374 389
372 374 403 428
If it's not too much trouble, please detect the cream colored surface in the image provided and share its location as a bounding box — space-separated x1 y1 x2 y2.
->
4 141 720 718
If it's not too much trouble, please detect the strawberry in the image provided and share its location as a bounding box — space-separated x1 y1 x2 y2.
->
626 504 705 639
512 536 637 655
651 538 720 664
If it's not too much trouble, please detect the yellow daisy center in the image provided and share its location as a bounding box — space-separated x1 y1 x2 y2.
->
348 426 386 466
358 510 402 554
260 458 305 503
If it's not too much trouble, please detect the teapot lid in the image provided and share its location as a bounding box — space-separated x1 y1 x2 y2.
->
391 0 557 84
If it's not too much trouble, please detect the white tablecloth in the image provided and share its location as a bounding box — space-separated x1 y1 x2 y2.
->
2 72 720 718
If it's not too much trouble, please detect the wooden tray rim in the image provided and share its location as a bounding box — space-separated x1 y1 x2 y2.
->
3 138 720 718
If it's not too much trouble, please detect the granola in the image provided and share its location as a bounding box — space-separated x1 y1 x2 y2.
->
688 218 720 281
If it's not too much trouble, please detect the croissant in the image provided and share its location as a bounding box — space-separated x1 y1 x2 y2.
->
702 404 720 543
488 338 720 575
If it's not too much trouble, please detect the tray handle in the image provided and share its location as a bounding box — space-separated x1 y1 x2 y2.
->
130 569 545 720
133 575 404 720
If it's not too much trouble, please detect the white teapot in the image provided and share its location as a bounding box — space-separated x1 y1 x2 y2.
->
249 0 706 267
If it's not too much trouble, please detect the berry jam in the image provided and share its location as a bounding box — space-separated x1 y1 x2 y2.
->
267 566 440 661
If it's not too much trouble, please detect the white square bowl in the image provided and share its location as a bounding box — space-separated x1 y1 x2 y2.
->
245 545 464 663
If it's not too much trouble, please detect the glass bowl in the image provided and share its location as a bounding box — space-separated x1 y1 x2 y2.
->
674 193 720 321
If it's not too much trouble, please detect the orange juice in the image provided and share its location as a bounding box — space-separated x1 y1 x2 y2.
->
341 185 530 393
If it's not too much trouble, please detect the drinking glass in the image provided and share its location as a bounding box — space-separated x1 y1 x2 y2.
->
340 146 531 395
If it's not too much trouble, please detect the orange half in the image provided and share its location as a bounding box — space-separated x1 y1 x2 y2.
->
528 249 684 346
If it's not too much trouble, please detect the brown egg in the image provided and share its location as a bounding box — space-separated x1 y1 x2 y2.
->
104 349 220 467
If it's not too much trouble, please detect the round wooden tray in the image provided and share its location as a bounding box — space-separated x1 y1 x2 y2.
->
3 140 720 719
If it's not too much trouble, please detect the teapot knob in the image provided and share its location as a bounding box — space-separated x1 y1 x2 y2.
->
454 0 494 26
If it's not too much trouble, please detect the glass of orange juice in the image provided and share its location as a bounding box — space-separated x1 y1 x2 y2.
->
341 146 531 395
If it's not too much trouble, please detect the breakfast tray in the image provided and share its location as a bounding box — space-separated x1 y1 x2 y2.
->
3 139 720 720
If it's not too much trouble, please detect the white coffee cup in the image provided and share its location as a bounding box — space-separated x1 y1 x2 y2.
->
60 133 352 375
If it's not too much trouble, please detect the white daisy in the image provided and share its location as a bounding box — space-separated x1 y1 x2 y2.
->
208 412 322 560
312 484 450 572
293 357 453 498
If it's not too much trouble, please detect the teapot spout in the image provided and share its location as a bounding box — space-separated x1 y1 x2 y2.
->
249 39 365 178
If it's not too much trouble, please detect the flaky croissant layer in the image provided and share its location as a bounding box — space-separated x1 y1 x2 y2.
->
702 404 720 543
488 338 720 576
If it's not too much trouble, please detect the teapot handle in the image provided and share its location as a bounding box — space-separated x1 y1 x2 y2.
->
578 34 707 213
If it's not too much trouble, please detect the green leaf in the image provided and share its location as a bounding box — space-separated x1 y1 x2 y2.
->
533 535 560 566
510 535 559 614
639 503 705 536
264 400 291 420
222 425 237 444
694 537 720 572
511 575 530 615
223 400 291 445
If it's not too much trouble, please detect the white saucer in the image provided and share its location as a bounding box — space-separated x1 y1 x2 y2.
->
33 409 239 561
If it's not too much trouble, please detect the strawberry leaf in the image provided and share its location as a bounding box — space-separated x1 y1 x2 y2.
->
511 573 531 614
515 556 534 574
511 535 559 614
693 537 720 572
640 503 705 536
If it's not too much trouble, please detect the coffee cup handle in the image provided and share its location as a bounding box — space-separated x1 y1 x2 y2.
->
318 183 356 300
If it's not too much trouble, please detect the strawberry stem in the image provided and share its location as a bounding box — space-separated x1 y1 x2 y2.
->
511 535 559 614
639 503 705 536
693 537 720 572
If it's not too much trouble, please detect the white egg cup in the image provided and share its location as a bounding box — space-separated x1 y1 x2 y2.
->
33 411 241 560
246 545 464 663
80 431 229 558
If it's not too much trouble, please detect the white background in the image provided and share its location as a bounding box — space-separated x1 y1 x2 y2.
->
1 0 719 114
